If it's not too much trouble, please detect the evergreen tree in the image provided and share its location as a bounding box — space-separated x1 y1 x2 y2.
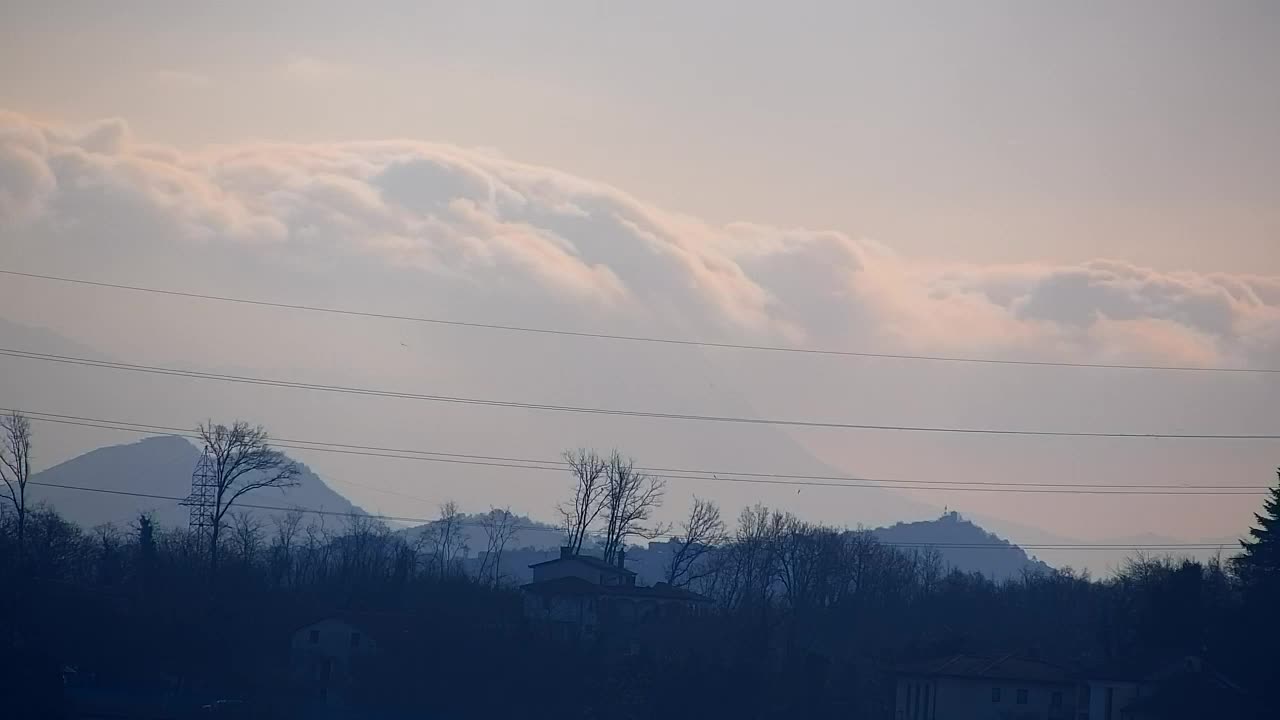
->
1236 468 1280 586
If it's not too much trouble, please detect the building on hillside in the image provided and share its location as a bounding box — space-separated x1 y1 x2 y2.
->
894 652 1081 720
521 546 711 641
289 614 408 704
1115 655 1254 720
895 652 1256 720
529 546 639 586
1078 668 1141 720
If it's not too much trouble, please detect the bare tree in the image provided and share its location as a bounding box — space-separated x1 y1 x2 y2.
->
477 506 519 586
665 497 725 586
0 411 33 560
197 420 299 575
268 508 305 587
600 452 666 565
557 449 608 555
425 500 468 579
231 512 265 567
727 504 785 611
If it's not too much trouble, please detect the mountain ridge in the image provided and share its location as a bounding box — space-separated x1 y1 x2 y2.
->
28 434 362 530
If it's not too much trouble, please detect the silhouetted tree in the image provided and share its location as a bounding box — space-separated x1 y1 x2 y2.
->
558 449 608 554
600 452 665 565
666 497 725 586
478 506 518 585
230 511 264 568
134 512 156 584
425 500 468 579
267 508 304 587
135 513 155 554
1235 468 1280 588
196 420 299 576
0 411 33 561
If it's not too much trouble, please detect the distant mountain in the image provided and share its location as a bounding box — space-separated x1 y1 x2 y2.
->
872 512 1051 581
399 509 563 554
399 511 1052 586
29 435 362 530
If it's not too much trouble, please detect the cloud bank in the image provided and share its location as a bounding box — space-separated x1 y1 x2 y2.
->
2 110 1277 369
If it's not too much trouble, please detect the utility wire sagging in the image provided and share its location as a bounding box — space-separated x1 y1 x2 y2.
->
9 409 1270 496
2 349 1277 440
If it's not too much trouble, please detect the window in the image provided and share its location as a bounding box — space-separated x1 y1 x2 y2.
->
1051 691 1063 707
308 629 319 644
1016 688 1028 705
350 632 361 649
991 687 1002 703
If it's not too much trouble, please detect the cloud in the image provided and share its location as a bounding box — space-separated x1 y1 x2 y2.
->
278 56 357 86
1 110 1277 369
142 70 212 90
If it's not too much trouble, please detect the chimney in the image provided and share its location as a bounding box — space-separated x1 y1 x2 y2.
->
560 546 573 559
617 548 626 569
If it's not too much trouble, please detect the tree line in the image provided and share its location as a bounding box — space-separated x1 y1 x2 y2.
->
2 412 1277 719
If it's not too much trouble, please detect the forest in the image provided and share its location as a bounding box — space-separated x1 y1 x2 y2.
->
2 415 1277 719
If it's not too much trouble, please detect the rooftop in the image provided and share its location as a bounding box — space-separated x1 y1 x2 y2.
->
292 611 417 646
897 653 1073 684
522 575 711 602
529 553 637 576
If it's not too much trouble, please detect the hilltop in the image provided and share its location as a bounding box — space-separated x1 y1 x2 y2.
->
28 435 361 530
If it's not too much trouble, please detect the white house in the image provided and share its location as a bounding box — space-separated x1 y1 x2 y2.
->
1081 675 1140 720
894 652 1080 720
895 652 1255 720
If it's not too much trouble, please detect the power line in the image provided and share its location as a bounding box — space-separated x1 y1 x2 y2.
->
23 408 1270 489
12 409 1269 495
4 348 1278 440
25 480 1239 552
4 268 1274 374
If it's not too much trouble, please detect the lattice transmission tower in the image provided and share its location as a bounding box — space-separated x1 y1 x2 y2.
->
186 447 218 545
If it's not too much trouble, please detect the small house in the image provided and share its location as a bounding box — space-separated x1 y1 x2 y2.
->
521 547 711 641
895 652 1080 720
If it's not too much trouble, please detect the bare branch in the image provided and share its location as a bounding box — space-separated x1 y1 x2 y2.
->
600 451 665 565
196 420 299 574
557 449 608 555
425 500 468 580
478 506 519 586
0 411 33 556
665 497 725 586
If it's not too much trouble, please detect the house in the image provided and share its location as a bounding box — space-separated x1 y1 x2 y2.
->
521 546 711 641
289 614 407 704
1079 672 1140 720
1115 656 1255 720
529 546 639 587
896 652 1258 720
894 652 1081 720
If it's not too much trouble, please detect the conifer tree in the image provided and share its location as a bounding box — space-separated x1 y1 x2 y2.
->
1236 469 1280 586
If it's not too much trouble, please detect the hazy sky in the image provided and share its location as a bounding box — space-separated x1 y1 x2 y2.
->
2 1 1278 563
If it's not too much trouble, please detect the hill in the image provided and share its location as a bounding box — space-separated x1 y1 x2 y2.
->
399 510 1053 585
872 511 1051 581
398 509 563 554
28 435 362 530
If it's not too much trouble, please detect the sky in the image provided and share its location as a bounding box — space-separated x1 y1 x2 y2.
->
1 1 1278 564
